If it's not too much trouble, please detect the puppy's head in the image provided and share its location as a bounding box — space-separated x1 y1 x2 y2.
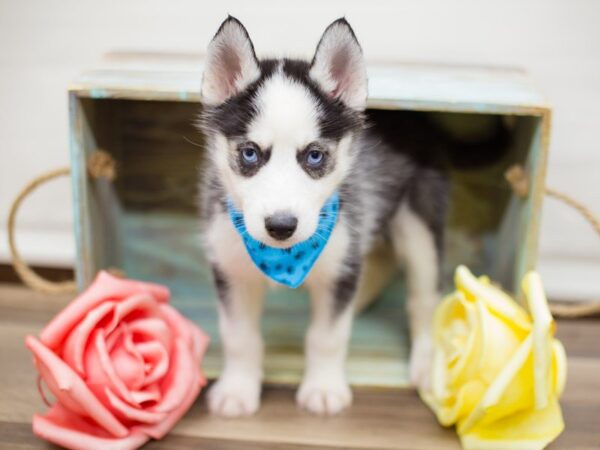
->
200 16 367 247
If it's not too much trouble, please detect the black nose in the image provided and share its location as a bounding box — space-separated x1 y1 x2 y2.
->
265 213 298 241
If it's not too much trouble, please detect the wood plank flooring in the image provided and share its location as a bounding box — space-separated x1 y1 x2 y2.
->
0 284 598 449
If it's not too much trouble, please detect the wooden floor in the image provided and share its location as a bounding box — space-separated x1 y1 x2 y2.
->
1 283 599 450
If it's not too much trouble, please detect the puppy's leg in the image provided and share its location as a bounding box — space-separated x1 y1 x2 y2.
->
297 230 359 415
391 202 442 391
353 239 396 314
207 265 266 417
297 285 356 415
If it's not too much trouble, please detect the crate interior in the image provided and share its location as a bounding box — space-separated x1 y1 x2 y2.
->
75 97 541 387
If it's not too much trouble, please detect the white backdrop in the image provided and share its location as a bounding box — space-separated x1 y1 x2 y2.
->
0 0 598 299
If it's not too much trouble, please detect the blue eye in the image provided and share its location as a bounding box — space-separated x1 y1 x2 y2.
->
307 150 324 166
240 145 259 165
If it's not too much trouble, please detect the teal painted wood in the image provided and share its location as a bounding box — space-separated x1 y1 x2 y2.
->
516 111 552 298
69 93 94 289
69 52 549 115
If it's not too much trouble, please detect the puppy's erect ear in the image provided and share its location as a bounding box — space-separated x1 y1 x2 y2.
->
201 16 260 105
310 18 367 110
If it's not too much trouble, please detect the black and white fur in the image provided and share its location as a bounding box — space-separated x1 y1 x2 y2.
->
198 17 447 417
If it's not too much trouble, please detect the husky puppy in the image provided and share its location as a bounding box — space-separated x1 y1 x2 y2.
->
198 16 447 417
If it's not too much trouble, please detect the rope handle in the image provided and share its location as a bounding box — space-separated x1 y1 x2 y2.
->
6 158 600 317
505 165 600 318
8 167 77 294
6 151 116 294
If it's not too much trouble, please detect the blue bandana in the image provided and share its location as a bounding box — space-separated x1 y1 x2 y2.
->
227 193 340 288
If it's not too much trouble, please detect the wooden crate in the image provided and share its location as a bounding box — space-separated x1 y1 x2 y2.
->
69 52 551 387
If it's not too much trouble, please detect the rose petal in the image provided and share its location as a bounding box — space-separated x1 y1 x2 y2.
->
435 292 483 388
552 339 567 397
152 338 197 413
104 387 167 424
135 340 169 386
137 364 202 439
33 404 149 450
458 335 534 434
128 317 172 350
449 382 488 427
459 397 564 450
455 266 531 332
104 294 161 338
104 322 126 352
158 304 209 384
41 271 169 351
475 298 526 386
158 304 193 346
62 301 116 375
25 336 128 438
131 384 161 405
86 330 137 406
523 271 554 410
110 328 146 391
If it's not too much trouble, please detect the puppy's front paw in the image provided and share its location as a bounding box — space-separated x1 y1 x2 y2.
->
296 374 352 415
409 334 433 392
208 374 261 417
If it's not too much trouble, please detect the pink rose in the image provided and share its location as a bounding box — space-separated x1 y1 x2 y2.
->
25 271 209 450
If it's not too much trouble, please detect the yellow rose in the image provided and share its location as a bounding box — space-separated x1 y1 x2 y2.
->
421 265 567 450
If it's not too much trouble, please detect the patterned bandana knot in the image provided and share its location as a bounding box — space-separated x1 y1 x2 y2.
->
227 193 340 288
